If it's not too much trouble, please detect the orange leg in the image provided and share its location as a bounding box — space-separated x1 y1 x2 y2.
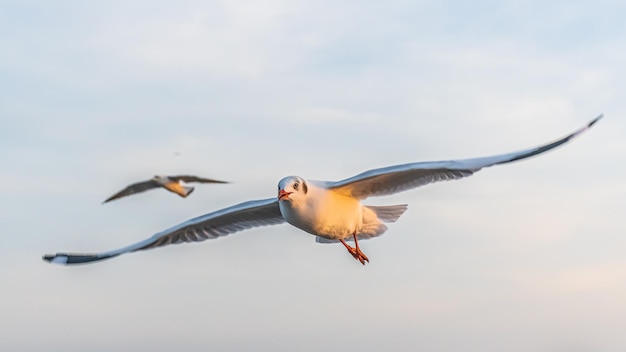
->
339 232 369 265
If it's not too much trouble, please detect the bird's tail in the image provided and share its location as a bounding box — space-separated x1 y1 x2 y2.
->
364 204 408 223
315 204 408 244
183 186 195 197
358 204 408 239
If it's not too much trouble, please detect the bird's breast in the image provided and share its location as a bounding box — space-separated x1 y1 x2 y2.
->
279 191 362 239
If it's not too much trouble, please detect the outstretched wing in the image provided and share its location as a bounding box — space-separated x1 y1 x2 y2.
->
170 175 229 184
102 180 160 203
328 115 603 199
44 198 284 265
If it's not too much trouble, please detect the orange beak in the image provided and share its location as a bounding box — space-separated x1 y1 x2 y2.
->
278 189 292 201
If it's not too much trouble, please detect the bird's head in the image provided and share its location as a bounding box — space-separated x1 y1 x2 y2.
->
152 175 165 181
277 176 308 202
151 175 169 185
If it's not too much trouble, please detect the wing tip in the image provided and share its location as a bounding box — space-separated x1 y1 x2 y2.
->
588 113 604 128
42 254 69 265
102 194 119 204
203 178 230 184
205 179 230 184
569 113 604 140
42 252 116 265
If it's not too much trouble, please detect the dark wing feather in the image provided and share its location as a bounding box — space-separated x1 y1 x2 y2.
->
102 180 160 203
169 175 229 184
44 198 283 265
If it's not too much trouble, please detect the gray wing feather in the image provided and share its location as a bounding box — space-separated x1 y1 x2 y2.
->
102 180 161 203
170 175 229 184
43 198 284 265
329 115 603 199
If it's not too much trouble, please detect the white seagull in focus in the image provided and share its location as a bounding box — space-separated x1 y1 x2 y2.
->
44 115 603 265
102 175 229 203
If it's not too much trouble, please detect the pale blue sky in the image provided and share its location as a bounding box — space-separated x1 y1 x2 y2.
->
1 1 625 351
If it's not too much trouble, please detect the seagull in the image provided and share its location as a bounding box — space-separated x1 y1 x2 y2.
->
102 175 229 203
44 115 603 265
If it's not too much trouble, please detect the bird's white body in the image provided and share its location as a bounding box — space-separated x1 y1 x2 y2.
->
277 178 406 242
278 179 363 240
156 176 194 197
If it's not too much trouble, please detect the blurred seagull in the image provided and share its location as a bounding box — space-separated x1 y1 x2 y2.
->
102 175 229 203
45 115 603 265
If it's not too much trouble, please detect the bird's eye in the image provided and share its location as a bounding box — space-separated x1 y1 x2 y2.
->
293 182 299 190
